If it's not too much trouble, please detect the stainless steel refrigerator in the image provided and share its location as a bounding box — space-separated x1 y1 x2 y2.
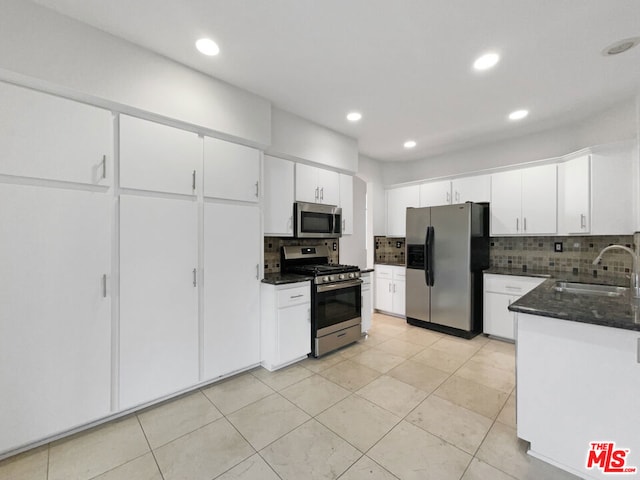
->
405 203 489 338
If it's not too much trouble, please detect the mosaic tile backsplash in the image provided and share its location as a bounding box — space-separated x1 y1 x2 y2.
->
264 237 340 274
490 235 637 277
374 234 639 277
374 236 405 265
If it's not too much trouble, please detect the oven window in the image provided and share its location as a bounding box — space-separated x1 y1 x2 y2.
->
301 211 332 233
316 285 361 331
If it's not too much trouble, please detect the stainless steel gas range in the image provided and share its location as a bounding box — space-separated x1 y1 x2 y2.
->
281 245 362 357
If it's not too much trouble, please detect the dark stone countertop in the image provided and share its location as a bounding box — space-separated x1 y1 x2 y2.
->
261 273 313 285
484 267 628 286
508 278 640 332
483 267 552 278
360 268 375 274
374 262 406 267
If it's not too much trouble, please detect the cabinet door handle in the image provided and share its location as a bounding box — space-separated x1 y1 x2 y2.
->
523 217 527 232
393 283 397 293
342 219 346 231
580 214 586 229
102 274 107 298
388 283 391 292
101 155 107 180
315 187 319 200
455 191 460 202
255 181 259 197
256 264 259 280
320 187 324 201
193 268 197 287
192 170 196 191
516 218 519 232
446 191 450 203
288 215 293 233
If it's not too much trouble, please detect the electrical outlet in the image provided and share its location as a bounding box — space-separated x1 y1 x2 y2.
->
554 242 563 253
396 241 402 248
332 242 337 251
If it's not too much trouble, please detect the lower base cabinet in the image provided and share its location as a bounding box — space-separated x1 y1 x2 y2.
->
483 273 545 340
374 265 406 317
261 282 311 371
361 272 372 332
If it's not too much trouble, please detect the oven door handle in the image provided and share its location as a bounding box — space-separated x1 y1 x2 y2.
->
317 279 363 292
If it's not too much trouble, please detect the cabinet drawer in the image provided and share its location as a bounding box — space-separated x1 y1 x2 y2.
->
375 265 393 279
277 285 310 308
484 274 545 295
360 273 372 286
393 267 406 280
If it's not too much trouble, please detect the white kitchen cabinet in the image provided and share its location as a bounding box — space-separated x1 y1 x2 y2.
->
451 174 491 203
361 272 373 333
295 163 340 205
490 164 557 235
264 155 295 236
517 313 640 480
590 143 635 235
261 282 311 371
0 81 113 186
203 137 260 202
483 273 545 340
0 184 111 453
203 202 261 380
386 185 420 237
375 265 405 317
119 194 199 409
120 115 202 195
339 173 354 235
419 180 451 207
557 154 590 234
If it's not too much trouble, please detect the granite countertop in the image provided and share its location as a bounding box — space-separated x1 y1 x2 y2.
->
484 267 552 278
484 267 628 286
374 262 406 267
508 278 640 332
360 268 375 274
261 273 313 285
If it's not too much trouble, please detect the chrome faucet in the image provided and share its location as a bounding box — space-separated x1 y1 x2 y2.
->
592 245 640 299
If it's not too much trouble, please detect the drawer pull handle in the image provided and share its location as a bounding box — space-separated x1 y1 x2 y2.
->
290 294 304 299
337 332 347 338
505 286 522 290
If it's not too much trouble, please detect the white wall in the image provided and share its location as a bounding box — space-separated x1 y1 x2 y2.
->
339 176 367 268
269 107 358 173
0 0 270 146
382 98 639 186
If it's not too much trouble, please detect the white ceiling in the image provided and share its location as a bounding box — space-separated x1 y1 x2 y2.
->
31 0 640 162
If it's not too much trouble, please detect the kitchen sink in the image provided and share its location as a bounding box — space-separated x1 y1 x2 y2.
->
553 281 628 297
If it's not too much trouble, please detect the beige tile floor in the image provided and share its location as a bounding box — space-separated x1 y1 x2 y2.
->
0 313 581 480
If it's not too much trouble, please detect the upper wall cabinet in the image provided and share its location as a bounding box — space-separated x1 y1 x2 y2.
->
264 155 295 236
491 164 557 235
0 81 113 186
339 174 354 235
557 155 590 234
557 144 635 235
203 137 260 202
295 163 340 205
386 185 420 237
120 115 202 195
451 174 490 203
419 180 451 207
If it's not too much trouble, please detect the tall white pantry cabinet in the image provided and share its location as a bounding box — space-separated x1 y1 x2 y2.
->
0 81 262 455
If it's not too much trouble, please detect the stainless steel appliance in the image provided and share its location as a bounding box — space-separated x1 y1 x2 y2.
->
281 245 361 356
294 201 342 238
405 203 489 338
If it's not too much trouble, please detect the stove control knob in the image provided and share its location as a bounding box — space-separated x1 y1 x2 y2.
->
329 275 335 282
322 276 329 283
348 273 355 279
339 274 345 280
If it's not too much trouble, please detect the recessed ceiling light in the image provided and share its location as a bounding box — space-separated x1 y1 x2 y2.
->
404 140 417 149
346 112 362 122
473 52 500 71
195 38 220 56
508 109 529 121
602 37 640 56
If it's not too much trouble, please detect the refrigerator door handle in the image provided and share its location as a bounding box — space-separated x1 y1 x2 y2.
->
424 227 429 285
426 226 435 286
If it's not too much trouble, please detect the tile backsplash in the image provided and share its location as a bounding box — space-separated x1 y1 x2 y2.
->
490 235 636 276
374 236 405 265
264 237 340 274
373 234 639 277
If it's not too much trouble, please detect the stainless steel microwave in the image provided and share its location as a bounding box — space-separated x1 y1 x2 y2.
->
294 201 342 238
